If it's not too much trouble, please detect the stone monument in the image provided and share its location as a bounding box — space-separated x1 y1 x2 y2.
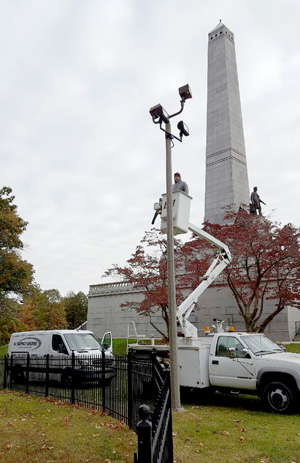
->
205 21 250 224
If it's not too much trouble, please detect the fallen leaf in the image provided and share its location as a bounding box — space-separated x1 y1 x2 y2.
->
240 437 244 442
221 430 230 436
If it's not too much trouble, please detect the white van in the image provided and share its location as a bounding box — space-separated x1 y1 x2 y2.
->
7 330 115 386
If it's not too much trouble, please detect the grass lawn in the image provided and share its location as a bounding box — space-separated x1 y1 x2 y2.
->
0 389 136 463
286 343 300 354
1 390 300 463
1 341 300 462
173 392 300 463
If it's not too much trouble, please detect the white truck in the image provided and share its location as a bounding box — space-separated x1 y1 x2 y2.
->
7 329 115 386
175 324 300 414
131 193 300 413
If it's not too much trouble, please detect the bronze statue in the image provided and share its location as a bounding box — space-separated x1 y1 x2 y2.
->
250 187 266 215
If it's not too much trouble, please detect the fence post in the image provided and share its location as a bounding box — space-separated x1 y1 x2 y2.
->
127 349 133 429
25 353 30 394
102 346 106 414
71 351 75 405
45 354 49 397
10 354 13 389
136 404 152 463
3 355 7 388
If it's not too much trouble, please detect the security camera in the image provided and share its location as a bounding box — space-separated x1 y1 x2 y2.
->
177 120 189 138
149 104 169 124
178 84 192 102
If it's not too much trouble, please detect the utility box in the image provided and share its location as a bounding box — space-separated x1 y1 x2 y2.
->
161 190 192 235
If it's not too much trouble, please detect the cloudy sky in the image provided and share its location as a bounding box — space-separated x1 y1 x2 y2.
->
1 0 300 296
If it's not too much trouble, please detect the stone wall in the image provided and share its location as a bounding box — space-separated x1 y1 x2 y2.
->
87 281 299 342
87 282 169 339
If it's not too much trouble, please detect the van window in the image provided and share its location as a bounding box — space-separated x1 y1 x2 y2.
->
52 334 68 354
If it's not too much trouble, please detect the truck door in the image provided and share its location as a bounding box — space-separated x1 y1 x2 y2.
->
209 335 256 390
101 332 113 354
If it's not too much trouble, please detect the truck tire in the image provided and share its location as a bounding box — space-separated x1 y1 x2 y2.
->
263 381 295 414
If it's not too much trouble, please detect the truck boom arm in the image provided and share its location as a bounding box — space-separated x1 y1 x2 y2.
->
177 222 232 338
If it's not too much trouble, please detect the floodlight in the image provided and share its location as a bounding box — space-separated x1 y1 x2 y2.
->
149 104 170 124
177 120 189 138
178 84 192 102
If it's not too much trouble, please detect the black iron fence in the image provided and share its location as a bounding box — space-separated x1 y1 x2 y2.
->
134 353 173 463
1 349 173 462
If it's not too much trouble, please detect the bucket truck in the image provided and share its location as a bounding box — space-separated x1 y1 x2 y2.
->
130 191 300 414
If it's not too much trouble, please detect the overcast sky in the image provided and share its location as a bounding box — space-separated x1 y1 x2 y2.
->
1 0 300 296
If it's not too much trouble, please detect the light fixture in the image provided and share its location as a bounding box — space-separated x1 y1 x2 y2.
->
149 104 170 124
178 84 192 102
177 120 189 138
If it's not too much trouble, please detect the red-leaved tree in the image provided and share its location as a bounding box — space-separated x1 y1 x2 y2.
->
183 209 300 332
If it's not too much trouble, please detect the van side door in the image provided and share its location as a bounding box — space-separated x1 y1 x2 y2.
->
101 332 113 354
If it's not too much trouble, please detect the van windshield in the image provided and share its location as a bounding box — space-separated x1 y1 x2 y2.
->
64 333 101 352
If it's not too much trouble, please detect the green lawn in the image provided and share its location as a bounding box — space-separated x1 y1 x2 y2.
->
285 343 300 354
2 339 300 462
1 389 300 463
0 390 136 463
173 392 300 463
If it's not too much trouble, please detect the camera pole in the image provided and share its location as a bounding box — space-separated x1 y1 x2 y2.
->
165 121 181 411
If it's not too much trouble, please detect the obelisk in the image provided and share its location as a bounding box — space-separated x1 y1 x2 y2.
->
204 21 250 224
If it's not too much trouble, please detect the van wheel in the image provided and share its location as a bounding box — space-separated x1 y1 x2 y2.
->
12 365 25 384
263 381 295 414
61 370 73 388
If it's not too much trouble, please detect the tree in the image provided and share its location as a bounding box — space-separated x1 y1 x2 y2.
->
105 229 184 340
63 291 88 329
0 186 34 343
183 209 300 332
18 288 67 330
0 299 27 345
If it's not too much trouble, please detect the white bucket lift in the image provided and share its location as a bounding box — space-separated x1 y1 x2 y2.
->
160 190 192 235
152 190 232 337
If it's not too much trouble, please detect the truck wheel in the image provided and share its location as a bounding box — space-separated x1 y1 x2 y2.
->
263 381 295 414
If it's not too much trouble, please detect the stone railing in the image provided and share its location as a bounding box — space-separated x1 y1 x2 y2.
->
88 281 136 296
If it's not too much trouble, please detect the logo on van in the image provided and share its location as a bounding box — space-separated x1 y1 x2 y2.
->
13 337 42 350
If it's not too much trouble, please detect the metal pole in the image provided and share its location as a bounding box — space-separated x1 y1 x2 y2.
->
165 121 181 410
